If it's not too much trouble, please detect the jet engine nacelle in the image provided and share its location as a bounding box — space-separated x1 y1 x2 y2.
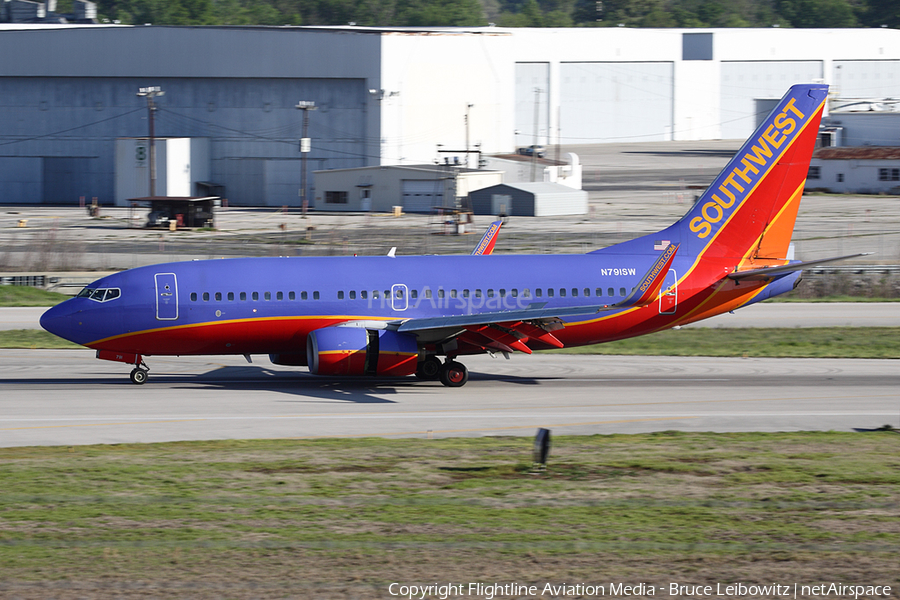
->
306 327 418 377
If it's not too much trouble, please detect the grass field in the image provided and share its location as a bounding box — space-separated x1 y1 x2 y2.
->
544 327 900 359
1 433 898 598
0 286 69 307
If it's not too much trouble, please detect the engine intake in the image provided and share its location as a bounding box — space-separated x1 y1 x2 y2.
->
306 327 418 377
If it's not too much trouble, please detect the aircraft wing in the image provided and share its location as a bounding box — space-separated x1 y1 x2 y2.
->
395 244 679 352
727 252 872 282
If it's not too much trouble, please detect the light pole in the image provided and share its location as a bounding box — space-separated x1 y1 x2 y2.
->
137 86 164 197
465 103 474 168
368 89 400 163
531 87 542 182
296 100 317 216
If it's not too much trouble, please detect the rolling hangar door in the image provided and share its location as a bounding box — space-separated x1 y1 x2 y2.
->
833 60 900 98
402 179 444 213
515 63 551 145
559 62 674 144
720 61 823 139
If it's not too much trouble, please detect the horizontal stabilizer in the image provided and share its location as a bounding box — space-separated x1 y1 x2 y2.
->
728 253 873 281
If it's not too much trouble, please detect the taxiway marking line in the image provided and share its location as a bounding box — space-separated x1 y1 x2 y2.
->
1 394 897 431
270 393 900 419
288 416 702 439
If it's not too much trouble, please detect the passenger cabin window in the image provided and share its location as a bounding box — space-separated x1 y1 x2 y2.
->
571 288 578 297
301 291 308 300
228 292 234 301
608 287 614 297
547 289 554 298
437 289 444 299
584 288 590 297
264 292 271 301
361 291 367 299
349 291 356 300
619 287 626 297
289 291 295 300
313 291 320 300
277 291 283 301
522 289 530 298
596 288 603 297
241 292 247 301
338 291 344 300
536 289 542 298
487 289 494 298
424 289 432 299
191 292 198 302
215 292 222 301
203 292 209 301
252 292 259 301
410 290 417 300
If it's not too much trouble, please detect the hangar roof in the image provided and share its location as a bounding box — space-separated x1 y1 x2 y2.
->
814 147 900 160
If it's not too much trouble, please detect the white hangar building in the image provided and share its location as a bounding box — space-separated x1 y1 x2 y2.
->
1 25 899 206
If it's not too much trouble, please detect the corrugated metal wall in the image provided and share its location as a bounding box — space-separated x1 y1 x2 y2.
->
719 61 823 139
0 76 368 205
559 62 674 144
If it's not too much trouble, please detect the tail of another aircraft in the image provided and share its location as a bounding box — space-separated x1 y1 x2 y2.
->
675 84 828 267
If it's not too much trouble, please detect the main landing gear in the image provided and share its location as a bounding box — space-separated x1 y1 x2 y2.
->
416 356 468 387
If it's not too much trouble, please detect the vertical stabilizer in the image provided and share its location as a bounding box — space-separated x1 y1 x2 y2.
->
678 85 828 264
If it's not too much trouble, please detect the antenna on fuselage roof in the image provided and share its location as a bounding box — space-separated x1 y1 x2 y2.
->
387 247 396 258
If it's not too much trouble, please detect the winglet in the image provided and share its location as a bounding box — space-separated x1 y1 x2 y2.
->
617 243 680 308
471 221 503 256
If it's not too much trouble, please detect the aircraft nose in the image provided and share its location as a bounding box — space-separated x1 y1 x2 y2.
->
40 302 81 343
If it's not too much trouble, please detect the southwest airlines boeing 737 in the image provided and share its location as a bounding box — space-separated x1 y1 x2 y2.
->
41 84 865 387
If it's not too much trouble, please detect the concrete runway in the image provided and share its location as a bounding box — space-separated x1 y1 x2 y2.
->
1 350 897 447
4 302 900 331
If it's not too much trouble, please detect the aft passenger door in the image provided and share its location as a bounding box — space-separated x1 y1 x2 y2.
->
155 273 179 320
659 270 677 315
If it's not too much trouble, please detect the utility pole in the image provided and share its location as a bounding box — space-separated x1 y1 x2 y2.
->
137 86 164 197
296 100 317 217
465 103 474 168
531 87 542 182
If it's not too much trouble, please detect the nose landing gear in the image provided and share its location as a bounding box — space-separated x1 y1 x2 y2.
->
95 350 150 384
129 363 149 385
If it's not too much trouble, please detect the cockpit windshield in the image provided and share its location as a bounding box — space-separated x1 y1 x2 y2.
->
76 287 121 302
